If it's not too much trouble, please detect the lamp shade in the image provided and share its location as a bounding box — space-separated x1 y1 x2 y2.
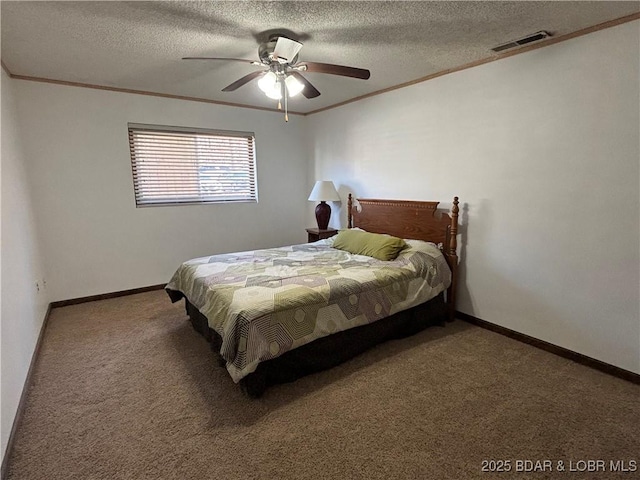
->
285 74 304 97
308 181 340 202
258 72 282 100
258 72 277 93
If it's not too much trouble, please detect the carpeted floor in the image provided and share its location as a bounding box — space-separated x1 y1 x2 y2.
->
5 290 639 479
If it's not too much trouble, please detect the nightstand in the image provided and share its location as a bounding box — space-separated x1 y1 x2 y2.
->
306 227 338 242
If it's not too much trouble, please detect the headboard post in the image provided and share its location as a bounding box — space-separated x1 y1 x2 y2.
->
445 196 459 322
347 193 353 229
448 197 459 255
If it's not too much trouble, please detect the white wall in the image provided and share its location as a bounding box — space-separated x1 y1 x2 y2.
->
1 70 50 459
13 82 309 301
307 21 640 374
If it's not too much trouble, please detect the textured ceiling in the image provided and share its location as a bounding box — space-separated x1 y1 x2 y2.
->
2 1 639 114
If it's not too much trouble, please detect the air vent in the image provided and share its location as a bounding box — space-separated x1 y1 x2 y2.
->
492 31 552 53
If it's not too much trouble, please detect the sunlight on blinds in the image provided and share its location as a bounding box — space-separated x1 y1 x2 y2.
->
128 123 257 207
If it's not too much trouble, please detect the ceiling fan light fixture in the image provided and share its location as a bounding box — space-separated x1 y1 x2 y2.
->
258 71 277 93
265 79 283 100
285 74 304 97
187 32 370 112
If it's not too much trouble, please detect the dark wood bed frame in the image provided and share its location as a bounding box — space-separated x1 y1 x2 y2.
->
347 194 459 320
176 195 460 397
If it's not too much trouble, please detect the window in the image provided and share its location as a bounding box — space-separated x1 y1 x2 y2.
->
128 123 257 207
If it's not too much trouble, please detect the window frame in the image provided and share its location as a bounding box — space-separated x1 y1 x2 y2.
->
127 123 258 208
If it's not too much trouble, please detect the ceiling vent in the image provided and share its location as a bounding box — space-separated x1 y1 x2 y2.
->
491 31 552 53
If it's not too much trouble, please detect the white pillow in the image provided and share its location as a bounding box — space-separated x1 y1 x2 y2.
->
403 239 443 257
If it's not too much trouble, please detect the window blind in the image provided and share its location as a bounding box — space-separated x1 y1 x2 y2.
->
128 123 257 207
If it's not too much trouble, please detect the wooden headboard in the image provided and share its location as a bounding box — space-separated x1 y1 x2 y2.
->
347 194 459 320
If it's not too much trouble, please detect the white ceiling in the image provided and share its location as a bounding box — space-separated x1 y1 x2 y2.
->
2 1 639 114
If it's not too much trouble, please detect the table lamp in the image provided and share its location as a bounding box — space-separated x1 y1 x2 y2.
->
308 181 340 230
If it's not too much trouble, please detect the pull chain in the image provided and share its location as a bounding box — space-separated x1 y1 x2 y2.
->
284 80 289 122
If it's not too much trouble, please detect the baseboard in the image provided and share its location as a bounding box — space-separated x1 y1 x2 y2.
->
50 283 166 308
457 311 640 385
1 304 52 480
2 283 168 478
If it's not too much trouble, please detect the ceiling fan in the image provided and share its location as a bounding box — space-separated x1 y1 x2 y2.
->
183 34 371 120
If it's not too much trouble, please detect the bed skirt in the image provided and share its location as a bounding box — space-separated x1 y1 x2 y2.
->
170 290 448 397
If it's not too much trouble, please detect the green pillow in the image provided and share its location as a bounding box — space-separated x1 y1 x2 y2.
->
332 229 406 261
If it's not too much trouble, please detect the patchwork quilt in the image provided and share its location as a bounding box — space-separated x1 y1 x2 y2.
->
166 239 451 382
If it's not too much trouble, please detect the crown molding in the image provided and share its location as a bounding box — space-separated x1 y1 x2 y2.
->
1 60 12 76
2 12 638 118
305 12 640 116
2 67 304 116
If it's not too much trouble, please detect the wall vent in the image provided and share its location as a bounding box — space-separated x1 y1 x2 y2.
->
491 31 552 53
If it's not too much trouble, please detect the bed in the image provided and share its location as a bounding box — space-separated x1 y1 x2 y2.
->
166 195 459 396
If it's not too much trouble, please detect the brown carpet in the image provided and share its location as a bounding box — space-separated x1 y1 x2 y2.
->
5 290 639 480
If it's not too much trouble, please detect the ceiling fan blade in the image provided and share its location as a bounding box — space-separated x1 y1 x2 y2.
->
182 57 258 65
289 72 321 99
299 62 370 80
222 71 266 92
